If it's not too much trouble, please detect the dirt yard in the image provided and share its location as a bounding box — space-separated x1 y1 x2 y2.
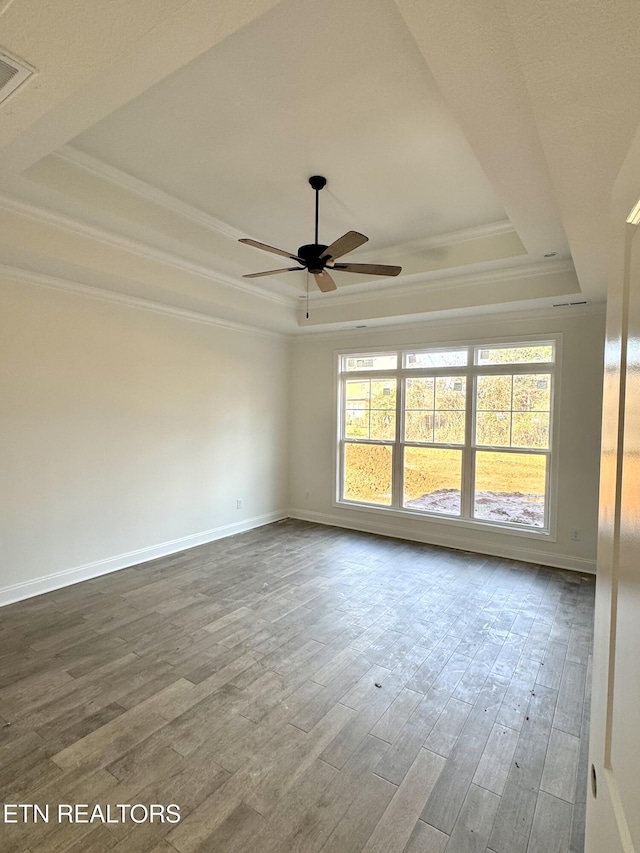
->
405 488 545 527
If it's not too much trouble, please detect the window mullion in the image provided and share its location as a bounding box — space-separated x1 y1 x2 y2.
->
509 375 514 447
338 376 346 502
462 360 474 519
392 370 404 508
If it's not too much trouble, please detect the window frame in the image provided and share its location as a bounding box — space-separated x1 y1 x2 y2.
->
334 334 561 541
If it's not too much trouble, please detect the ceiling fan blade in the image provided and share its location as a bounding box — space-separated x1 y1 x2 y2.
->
243 267 303 278
321 231 368 261
314 271 337 292
239 238 303 263
332 262 402 277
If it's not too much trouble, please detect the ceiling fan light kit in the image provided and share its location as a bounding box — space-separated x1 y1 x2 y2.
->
239 176 402 293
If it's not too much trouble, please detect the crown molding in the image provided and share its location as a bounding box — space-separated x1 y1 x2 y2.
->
0 263 288 340
0 193 292 309
290 300 606 341
311 258 578 308
0 260 605 344
58 147 515 256
49 149 527 292
0 189 582 330
417 219 515 248
356 219 517 261
3 188 553 312
56 145 246 241
16 150 565 310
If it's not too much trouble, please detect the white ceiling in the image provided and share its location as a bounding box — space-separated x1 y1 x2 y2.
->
70 0 506 250
1 0 639 334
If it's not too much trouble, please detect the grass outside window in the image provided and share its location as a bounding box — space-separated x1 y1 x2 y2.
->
339 341 556 532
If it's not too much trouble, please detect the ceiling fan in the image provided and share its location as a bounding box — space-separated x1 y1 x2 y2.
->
238 176 402 292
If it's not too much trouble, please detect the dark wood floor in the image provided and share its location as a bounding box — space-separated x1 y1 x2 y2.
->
0 520 594 853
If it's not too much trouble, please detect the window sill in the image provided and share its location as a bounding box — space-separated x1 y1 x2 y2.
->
333 499 555 543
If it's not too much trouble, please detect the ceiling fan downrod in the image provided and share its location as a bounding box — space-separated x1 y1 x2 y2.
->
309 175 327 247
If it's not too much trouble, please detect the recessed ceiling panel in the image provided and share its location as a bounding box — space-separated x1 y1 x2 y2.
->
69 0 506 254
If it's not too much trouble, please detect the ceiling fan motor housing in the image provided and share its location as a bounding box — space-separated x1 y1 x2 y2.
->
297 243 329 273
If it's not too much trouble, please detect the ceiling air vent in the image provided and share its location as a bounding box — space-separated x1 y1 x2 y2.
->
553 300 590 308
0 49 35 105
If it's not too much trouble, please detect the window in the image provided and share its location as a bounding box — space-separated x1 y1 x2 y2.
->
337 340 556 533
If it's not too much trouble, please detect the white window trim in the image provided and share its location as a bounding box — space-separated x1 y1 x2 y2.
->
333 333 562 543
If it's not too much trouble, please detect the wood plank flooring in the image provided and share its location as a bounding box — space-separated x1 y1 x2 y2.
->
0 520 595 852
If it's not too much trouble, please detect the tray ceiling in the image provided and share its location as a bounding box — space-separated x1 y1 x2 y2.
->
1 0 638 332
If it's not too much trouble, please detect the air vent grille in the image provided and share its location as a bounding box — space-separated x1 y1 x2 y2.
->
0 59 18 89
0 49 35 105
553 300 589 308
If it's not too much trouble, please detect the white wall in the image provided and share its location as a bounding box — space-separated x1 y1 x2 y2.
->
0 279 605 607
289 308 605 573
0 277 290 603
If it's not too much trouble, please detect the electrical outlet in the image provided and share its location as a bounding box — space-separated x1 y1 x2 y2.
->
570 528 581 541
236 499 242 510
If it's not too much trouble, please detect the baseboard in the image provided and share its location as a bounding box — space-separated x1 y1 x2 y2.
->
289 508 597 575
1 505 594 608
0 510 288 607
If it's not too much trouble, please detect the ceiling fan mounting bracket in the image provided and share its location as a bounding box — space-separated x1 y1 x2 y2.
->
308 175 327 191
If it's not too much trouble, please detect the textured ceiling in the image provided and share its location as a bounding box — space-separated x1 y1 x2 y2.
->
70 0 506 251
0 0 639 333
